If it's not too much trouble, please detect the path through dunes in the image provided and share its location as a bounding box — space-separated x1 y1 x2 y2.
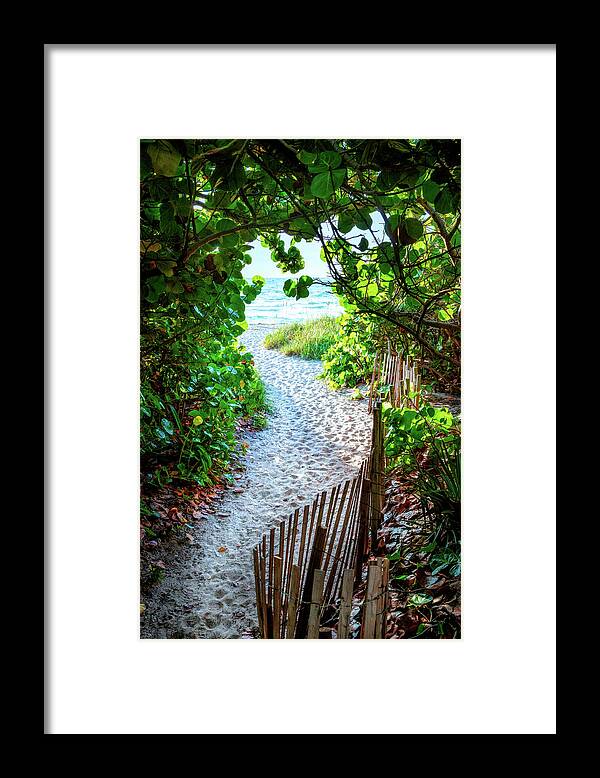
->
140 326 371 638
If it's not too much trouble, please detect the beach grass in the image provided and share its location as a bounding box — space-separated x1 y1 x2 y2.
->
263 316 341 360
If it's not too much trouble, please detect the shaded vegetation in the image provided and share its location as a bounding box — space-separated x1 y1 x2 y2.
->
381 399 461 637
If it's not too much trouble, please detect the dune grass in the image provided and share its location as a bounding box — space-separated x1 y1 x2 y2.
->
263 316 341 360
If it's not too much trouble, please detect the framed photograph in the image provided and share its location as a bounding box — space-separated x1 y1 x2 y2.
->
46 44 556 734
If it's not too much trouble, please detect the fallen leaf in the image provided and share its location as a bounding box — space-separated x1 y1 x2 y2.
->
217 546 228 553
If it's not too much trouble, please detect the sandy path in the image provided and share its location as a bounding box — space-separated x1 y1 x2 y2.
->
141 324 371 639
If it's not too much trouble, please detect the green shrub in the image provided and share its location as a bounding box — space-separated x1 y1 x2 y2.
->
383 403 459 468
320 314 377 388
141 336 270 487
384 401 461 547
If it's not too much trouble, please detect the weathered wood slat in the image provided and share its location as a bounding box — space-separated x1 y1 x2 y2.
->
268 526 275 607
322 480 348 577
253 546 264 638
297 503 310 585
295 524 327 639
260 537 268 637
379 557 390 639
307 569 325 639
286 564 301 639
337 568 355 639
281 508 299 635
361 561 381 639
273 555 283 638
324 477 355 603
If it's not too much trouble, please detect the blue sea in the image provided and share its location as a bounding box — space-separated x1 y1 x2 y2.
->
245 277 343 324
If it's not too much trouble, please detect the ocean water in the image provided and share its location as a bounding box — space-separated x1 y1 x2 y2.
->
245 277 343 324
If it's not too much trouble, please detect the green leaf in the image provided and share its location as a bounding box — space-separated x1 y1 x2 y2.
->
172 196 190 217
145 275 166 302
358 237 369 251
355 208 373 230
221 233 239 248
385 214 401 239
298 149 318 165
318 150 342 168
421 178 440 203
310 172 333 199
310 168 346 199
289 218 317 238
216 218 236 232
339 208 372 234
147 141 181 177
404 218 423 240
377 169 402 190
283 279 297 297
434 188 454 214
379 262 393 280
165 278 184 295
337 212 355 234
156 260 177 277
331 168 346 189
408 593 433 607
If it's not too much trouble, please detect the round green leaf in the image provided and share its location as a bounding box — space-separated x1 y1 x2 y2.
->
147 141 181 177
404 218 423 240
421 178 440 203
355 209 373 230
331 168 347 190
310 172 334 199
318 150 342 168
337 212 355 234
434 188 454 214
216 218 236 232
298 149 318 165
283 279 297 297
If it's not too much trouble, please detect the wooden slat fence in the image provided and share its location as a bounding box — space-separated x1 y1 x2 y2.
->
253 457 370 638
368 345 421 413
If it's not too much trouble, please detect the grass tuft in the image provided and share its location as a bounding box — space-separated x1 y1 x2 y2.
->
263 316 341 360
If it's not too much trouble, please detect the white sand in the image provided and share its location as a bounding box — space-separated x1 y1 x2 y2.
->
141 324 372 638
